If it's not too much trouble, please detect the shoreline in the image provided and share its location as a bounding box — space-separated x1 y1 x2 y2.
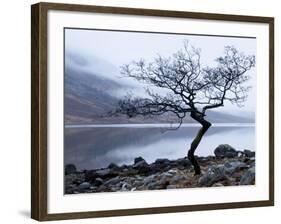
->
65 144 255 194
65 123 255 129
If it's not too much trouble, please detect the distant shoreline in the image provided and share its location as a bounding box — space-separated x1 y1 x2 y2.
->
65 123 255 129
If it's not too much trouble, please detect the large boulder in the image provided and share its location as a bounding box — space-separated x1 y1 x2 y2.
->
78 182 91 190
214 144 238 158
134 156 146 164
199 165 226 187
155 158 169 164
133 159 151 174
240 167 255 185
65 164 77 175
107 162 119 170
243 149 255 158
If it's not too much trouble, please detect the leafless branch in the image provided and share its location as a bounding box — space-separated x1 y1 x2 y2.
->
113 40 255 125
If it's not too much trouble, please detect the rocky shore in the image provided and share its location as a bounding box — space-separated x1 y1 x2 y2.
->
65 144 255 194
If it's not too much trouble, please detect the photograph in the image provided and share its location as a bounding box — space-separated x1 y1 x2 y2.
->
64 28 257 194
30 2 274 221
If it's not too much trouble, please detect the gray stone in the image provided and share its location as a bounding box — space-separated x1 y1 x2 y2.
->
95 168 117 178
111 187 119 191
147 181 160 190
65 164 77 175
240 167 255 185
133 160 151 174
155 158 170 164
243 149 255 158
146 177 169 190
116 182 123 188
214 144 238 158
162 172 174 177
224 161 249 175
96 169 111 177
249 160 255 168
78 182 91 190
167 169 178 175
212 182 224 187
121 183 131 191
136 175 144 181
65 184 79 194
107 163 119 169
134 156 146 164
134 180 144 187
197 157 209 162
143 175 156 185
160 169 177 178
85 170 97 182
133 160 148 168
199 165 226 187
92 177 103 186
89 186 98 191
104 176 121 186
170 175 185 184
97 185 108 192
72 179 82 185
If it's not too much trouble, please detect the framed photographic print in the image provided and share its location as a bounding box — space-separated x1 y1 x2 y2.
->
31 2 274 221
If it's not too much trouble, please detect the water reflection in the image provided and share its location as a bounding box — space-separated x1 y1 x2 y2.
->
64 124 255 170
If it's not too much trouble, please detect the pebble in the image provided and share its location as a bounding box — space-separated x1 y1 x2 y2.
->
65 149 256 194
78 182 91 190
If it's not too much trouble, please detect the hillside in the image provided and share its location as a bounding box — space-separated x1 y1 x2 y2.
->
65 61 254 125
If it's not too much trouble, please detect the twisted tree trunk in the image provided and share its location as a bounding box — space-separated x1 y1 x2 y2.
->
187 112 211 175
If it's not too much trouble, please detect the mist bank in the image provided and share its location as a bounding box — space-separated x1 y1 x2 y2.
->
64 51 255 125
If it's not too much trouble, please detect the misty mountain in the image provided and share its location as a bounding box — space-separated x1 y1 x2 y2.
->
65 56 254 124
65 66 121 123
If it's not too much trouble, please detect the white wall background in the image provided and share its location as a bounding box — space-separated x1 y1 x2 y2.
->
0 0 279 223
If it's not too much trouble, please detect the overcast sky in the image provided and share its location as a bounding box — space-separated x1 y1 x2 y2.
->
65 28 256 115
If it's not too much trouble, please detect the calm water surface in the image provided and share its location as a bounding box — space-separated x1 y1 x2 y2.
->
64 123 255 170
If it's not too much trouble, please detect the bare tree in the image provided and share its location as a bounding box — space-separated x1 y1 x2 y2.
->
114 40 255 175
